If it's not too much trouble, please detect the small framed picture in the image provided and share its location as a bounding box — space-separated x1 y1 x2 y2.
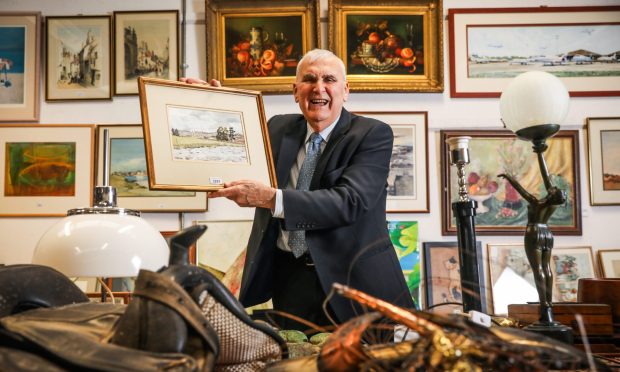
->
138 77 277 192
45 15 112 101
387 220 420 306
327 0 444 92
0 12 41 122
96 125 207 212
0 124 95 216
552 246 597 302
597 249 620 278
587 117 620 205
422 241 485 314
193 220 253 273
441 130 581 235
206 0 318 93
354 112 429 213
113 10 178 95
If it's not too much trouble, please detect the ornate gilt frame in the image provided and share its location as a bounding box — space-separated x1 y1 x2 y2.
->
327 0 443 92
206 0 319 94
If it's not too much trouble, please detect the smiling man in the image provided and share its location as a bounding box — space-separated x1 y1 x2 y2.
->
208 49 414 330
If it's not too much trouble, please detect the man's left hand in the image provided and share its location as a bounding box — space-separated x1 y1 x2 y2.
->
209 180 276 209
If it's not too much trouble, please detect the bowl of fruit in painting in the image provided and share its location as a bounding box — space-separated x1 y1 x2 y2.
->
467 172 498 213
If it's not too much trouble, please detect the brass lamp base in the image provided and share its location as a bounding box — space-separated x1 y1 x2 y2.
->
524 321 574 345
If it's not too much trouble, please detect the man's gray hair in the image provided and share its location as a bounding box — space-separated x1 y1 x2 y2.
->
296 49 347 81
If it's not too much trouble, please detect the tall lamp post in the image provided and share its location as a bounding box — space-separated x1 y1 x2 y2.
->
499 71 573 344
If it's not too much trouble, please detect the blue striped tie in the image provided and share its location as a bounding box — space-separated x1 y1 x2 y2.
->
289 132 323 258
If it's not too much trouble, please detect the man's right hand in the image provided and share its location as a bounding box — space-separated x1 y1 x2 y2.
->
180 77 222 87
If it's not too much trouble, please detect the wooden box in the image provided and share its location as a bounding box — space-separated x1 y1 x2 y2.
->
508 303 613 336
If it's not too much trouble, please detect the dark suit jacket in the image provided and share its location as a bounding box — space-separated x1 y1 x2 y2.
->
239 108 414 323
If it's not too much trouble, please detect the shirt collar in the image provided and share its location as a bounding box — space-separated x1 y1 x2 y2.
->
305 116 340 143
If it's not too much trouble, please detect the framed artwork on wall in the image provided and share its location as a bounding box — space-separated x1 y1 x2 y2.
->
0 12 40 122
113 10 179 95
138 77 276 192
422 241 485 314
327 0 443 92
387 220 420 306
587 117 620 205
441 130 581 235
45 15 112 101
96 125 207 212
205 0 318 94
354 112 429 213
448 6 620 98
597 249 620 278
552 246 597 302
0 124 94 216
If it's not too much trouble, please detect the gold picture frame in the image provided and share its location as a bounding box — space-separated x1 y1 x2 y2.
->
327 0 443 92
206 0 318 94
0 124 95 217
138 77 277 192
96 124 207 212
0 12 41 122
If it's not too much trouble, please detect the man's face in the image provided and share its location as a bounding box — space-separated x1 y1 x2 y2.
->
293 57 349 130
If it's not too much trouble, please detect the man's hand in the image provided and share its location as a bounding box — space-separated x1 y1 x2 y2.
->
179 77 222 87
209 180 276 209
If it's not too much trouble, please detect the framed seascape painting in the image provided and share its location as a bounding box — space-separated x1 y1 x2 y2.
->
138 77 276 192
441 130 581 235
0 12 40 122
114 10 178 95
387 220 420 306
597 249 620 278
0 125 94 216
354 112 429 213
448 6 620 98
96 125 207 212
587 117 620 205
205 0 318 94
45 16 112 101
327 0 443 92
422 241 486 314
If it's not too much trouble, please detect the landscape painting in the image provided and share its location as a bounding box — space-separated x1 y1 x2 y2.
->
110 138 193 197
0 26 25 104
600 129 620 190
167 106 249 164
467 24 620 79
387 220 420 306
4 142 76 196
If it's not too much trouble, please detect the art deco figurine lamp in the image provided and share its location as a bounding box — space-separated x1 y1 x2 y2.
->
499 71 572 343
33 130 168 279
446 136 484 313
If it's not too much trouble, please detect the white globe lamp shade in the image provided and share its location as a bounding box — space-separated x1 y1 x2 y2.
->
500 71 569 135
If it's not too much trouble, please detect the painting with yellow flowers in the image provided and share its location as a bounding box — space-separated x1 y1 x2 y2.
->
387 220 420 306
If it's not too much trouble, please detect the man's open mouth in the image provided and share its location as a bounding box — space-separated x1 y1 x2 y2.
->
310 99 329 105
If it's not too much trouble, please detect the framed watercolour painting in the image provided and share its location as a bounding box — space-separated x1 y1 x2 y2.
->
422 241 485 314
354 111 429 212
206 0 318 94
138 77 276 191
587 117 620 205
0 125 94 216
441 130 581 235
552 246 597 302
114 10 178 95
327 0 443 92
96 125 207 212
448 6 620 98
45 16 111 101
0 12 40 122
597 249 620 278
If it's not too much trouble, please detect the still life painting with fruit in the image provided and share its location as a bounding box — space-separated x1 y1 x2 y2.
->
346 15 424 75
224 16 303 78
448 135 577 231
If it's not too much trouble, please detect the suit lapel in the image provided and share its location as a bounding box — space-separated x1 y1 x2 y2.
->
311 108 352 189
275 116 306 187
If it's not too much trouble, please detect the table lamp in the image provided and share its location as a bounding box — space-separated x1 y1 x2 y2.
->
499 70 572 343
32 130 168 287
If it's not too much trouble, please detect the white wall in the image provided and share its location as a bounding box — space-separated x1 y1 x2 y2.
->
1 0 619 268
